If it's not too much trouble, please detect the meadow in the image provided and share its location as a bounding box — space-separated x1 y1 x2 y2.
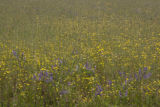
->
0 0 160 106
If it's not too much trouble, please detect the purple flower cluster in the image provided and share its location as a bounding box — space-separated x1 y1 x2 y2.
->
33 71 53 83
135 67 152 80
118 67 152 97
108 80 112 86
59 90 68 95
95 85 103 96
58 58 63 65
118 67 152 81
12 50 17 57
84 62 92 70
119 90 128 97
12 50 26 60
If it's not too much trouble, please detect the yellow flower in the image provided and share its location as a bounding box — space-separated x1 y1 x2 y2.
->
20 91 25 96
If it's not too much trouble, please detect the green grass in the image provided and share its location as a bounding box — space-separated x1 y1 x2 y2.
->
0 0 160 106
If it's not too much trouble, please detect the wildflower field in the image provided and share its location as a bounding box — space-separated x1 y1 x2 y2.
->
0 0 160 106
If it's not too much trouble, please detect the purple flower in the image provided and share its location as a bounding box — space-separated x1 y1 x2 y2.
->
95 85 103 96
45 71 49 77
38 71 44 80
52 64 57 70
108 80 112 86
12 50 17 56
118 71 122 76
33 74 37 80
143 72 152 79
138 68 143 80
125 90 128 96
135 73 138 80
68 82 72 86
98 85 103 91
119 91 122 97
35 70 54 83
50 73 53 77
60 90 68 95
139 69 142 75
58 58 63 64
123 86 126 90
21 52 25 60
49 76 53 81
85 62 89 70
125 79 127 85
46 75 53 83
51 65 54 69
143 67 148 71
12 50 18 58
